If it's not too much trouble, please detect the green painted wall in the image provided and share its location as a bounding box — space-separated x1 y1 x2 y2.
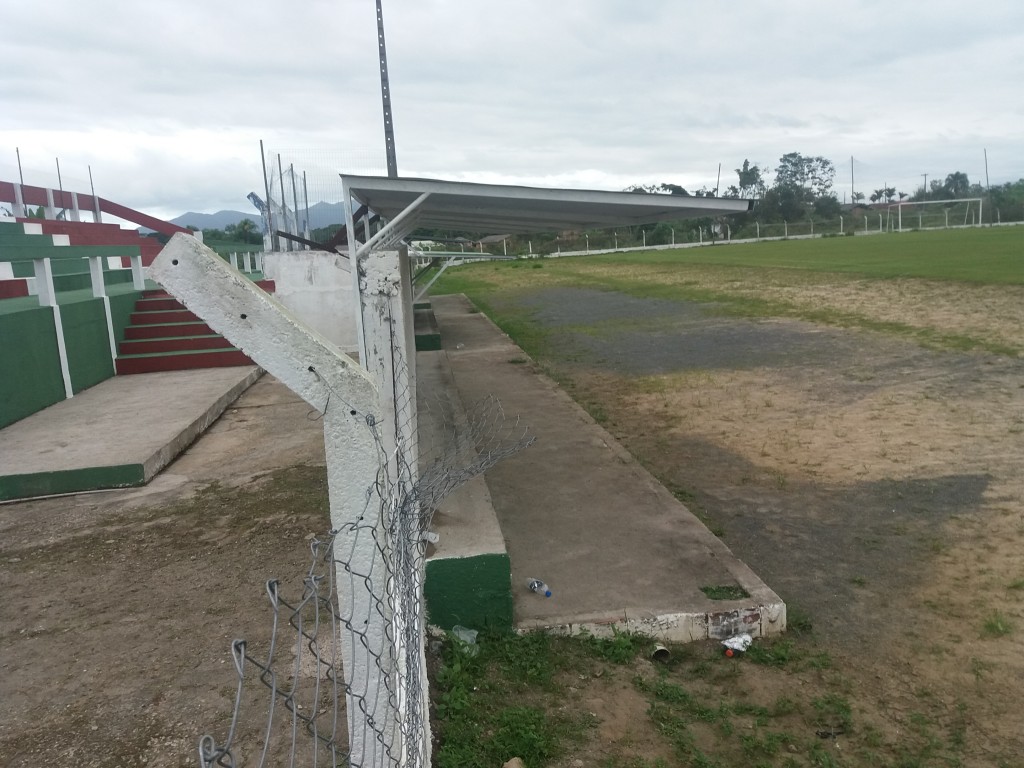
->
61 299 115 393
0 307 65 428
0 289 143 428
425 553 513 633
109 291 140 342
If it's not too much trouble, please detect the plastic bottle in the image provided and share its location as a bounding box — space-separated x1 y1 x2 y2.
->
527 578 552 597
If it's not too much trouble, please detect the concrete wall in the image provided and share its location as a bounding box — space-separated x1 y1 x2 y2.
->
0 307 66 428
261 250 359 353
0 291 142 428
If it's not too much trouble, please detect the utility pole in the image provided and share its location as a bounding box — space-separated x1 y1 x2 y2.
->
921 173 927 197
376 0 398 178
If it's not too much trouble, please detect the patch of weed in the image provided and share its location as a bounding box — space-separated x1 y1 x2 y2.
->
700 585 750 600
982 611 1014 638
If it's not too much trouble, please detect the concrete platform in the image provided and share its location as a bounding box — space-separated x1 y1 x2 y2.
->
0 295 784 642
0 367 261 500
430 294 786 641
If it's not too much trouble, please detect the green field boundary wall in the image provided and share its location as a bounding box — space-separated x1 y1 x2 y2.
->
0 306 66 428
60 299 115 393
0 464 146 502
0 288 143 428
424 553 514 633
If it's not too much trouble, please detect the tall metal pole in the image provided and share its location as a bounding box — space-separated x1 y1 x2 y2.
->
302 171 310 239
376 0 398 178
259 140 276 250
88 164 102 222
850 155 855 201
16 147 24 185
277 154 289 250
55 157 65 218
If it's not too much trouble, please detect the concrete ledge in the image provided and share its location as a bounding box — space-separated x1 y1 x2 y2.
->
419 346 513 632
0 366 262 501
0 464 145 501
519 601 787 643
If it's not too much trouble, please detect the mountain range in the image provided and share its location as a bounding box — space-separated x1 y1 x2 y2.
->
170 201 347 232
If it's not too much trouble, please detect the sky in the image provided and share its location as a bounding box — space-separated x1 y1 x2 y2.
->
2 0 1022 221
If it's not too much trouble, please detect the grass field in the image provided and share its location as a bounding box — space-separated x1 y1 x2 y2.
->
586 227 1023 284
427 225 1024 767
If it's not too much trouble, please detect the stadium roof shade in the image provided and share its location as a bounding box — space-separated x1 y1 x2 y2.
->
340 175 753 236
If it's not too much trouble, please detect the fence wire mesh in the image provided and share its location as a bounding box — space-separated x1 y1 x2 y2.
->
198 313 533 767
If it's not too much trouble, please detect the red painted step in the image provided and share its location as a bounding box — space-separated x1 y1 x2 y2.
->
130 308 201 325
123 321 215 340
115 348 254 375
0 279 30 299
119 334 235 355
134 296 186 312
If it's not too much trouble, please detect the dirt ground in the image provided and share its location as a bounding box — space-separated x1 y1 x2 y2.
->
497 282 1024 765
3 271 1024 766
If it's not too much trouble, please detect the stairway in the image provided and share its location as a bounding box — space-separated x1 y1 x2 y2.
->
115 283 273 374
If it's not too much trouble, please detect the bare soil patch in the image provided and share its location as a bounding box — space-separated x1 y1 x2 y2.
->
497 283 1024 764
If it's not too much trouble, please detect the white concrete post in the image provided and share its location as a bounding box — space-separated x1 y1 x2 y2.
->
34 258 73 398
129 254 146 290
150 234 402 767
357 246 427 766
89 256 118 364
243 252 253 273
70 192 82 222
13 183 26 217
44 189 57 220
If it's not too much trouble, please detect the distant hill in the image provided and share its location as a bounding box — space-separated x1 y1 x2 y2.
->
170 201 347 232
170 210 261 231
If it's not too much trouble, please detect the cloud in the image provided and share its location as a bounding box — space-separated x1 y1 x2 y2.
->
2 0 1022 217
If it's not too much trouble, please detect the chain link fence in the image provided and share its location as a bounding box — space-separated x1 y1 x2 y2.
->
198 345 533 767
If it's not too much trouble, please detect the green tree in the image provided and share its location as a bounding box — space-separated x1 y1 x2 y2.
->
943 172 971 198
774 152 835 198
735 159 766 198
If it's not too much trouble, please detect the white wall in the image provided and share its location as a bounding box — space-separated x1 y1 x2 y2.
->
262 250 359 353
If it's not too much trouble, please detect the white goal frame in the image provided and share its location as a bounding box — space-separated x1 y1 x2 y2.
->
885 197 984 232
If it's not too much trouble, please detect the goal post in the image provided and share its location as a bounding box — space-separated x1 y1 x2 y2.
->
885 198 984 232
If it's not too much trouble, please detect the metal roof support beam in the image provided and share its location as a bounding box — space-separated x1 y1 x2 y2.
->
354 191 430 261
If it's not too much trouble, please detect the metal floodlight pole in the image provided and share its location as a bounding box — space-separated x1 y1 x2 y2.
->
259 140 276 250
277 154 288 250
16 147 24 185
376 0 398 178
55 157 65 219
290 163 301 243
302 171 310 238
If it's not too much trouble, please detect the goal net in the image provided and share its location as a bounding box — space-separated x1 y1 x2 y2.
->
884 198 984 231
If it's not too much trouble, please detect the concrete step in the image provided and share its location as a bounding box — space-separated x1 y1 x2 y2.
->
116 348 253 375
119 334 235 356
130 308 201 325
124 321 216 340
135 296 186 312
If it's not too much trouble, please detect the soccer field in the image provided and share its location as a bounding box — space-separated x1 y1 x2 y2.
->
597 226 1023 284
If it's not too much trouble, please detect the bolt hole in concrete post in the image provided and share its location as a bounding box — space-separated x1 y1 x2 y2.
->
171 259 179 265
240 313 247 319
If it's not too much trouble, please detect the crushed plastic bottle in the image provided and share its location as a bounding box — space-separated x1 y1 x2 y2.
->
527 578 552 597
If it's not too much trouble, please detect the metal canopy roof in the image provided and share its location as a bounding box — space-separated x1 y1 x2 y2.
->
340 175 752 236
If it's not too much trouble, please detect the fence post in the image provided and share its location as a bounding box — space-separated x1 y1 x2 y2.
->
151 235 401 767
784 221 788 238
840 216 843 234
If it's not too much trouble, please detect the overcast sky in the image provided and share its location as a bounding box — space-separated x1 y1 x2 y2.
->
2 0 1022 220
